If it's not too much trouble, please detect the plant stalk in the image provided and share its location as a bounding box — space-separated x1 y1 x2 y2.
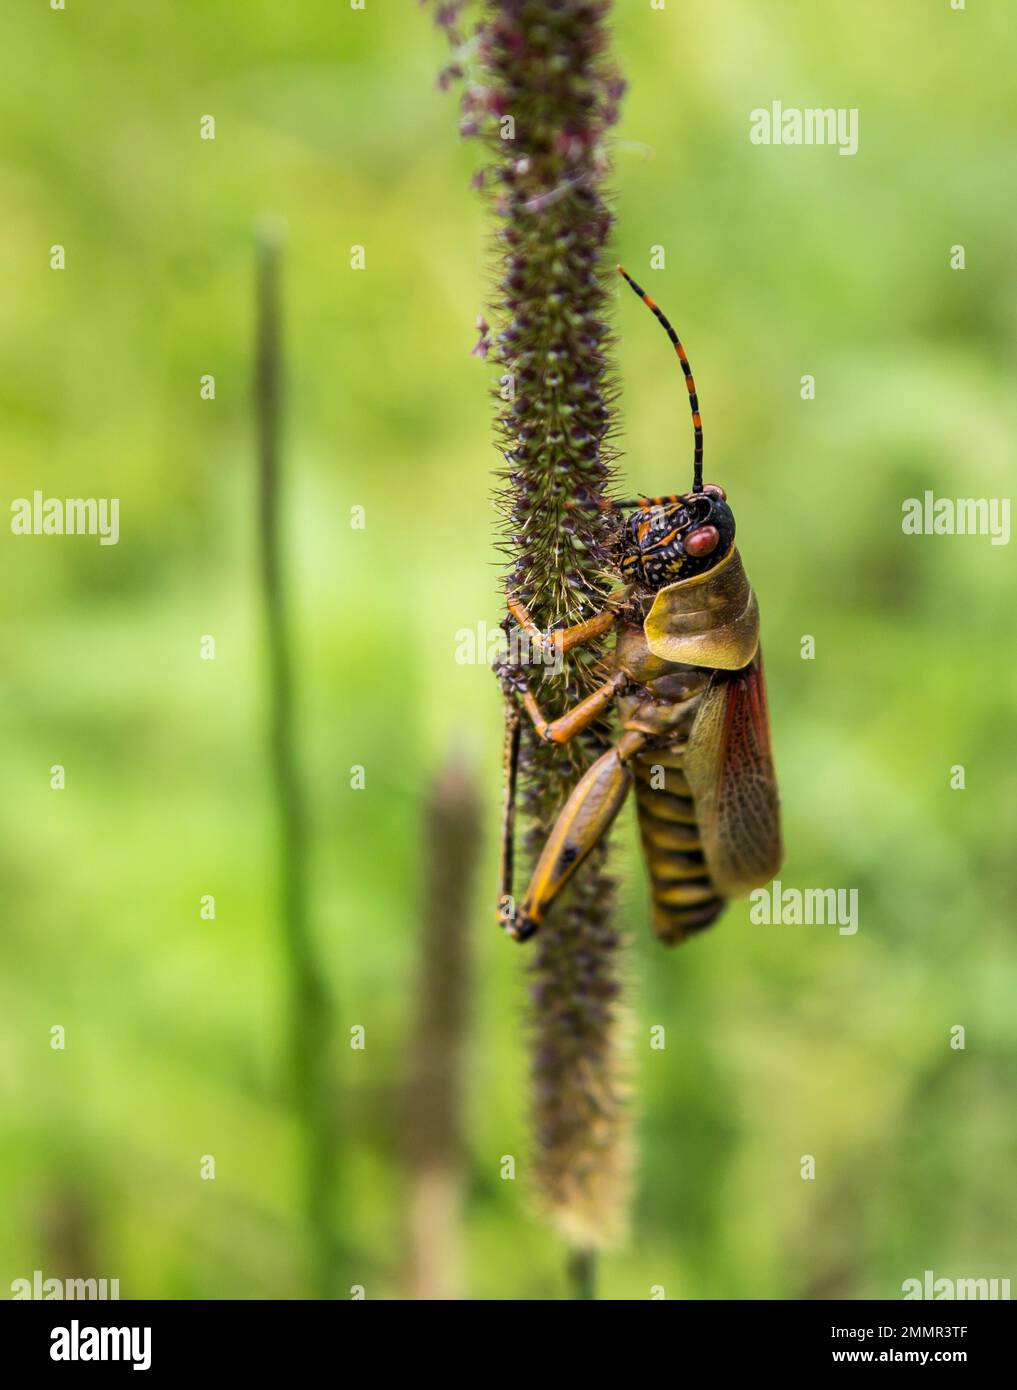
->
254 223 337 1298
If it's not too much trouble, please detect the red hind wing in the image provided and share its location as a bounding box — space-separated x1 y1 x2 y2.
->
683 652 782 897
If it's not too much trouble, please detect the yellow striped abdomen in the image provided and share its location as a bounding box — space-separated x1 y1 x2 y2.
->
615 638 724 945
631 741 725 945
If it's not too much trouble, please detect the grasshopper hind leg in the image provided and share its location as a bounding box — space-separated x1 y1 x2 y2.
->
509 730 647 941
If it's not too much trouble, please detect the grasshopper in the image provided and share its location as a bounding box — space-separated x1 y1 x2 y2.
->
496 267 782 944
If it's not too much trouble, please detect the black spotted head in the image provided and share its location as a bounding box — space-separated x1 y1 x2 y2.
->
618 484 735 590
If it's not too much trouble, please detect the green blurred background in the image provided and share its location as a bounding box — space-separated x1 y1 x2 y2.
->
2 0 1015 1300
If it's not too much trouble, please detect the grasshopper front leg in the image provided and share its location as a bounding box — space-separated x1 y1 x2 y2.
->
518 669 627 745
504 729 647 941
495 591 626 939
500 601 626 745
506 595 616 657
497 697 522 931
494 660 625 933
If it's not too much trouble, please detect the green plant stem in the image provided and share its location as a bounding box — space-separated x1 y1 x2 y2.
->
567 1247 597 1300
403 756 480 1300
254 224 336 1298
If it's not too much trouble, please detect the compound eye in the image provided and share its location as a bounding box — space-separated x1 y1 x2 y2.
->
703 483 727 501
684 524 720 557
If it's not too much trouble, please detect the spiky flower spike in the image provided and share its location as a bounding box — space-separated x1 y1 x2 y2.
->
431 0 631 1256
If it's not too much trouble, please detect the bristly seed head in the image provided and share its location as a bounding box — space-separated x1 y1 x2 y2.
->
429 0 631 1251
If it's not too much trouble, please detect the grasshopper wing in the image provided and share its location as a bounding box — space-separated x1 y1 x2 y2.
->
683 652 782 897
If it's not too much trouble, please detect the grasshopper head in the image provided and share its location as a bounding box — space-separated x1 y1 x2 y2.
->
619 484 735 590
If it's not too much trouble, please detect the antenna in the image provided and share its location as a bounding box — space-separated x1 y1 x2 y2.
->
617 265 703 492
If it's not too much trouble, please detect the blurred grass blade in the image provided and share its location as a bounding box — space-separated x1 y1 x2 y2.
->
402 755 480 1300
254 220 338 1297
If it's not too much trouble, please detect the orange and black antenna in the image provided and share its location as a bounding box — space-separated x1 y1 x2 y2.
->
617 265 704 493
